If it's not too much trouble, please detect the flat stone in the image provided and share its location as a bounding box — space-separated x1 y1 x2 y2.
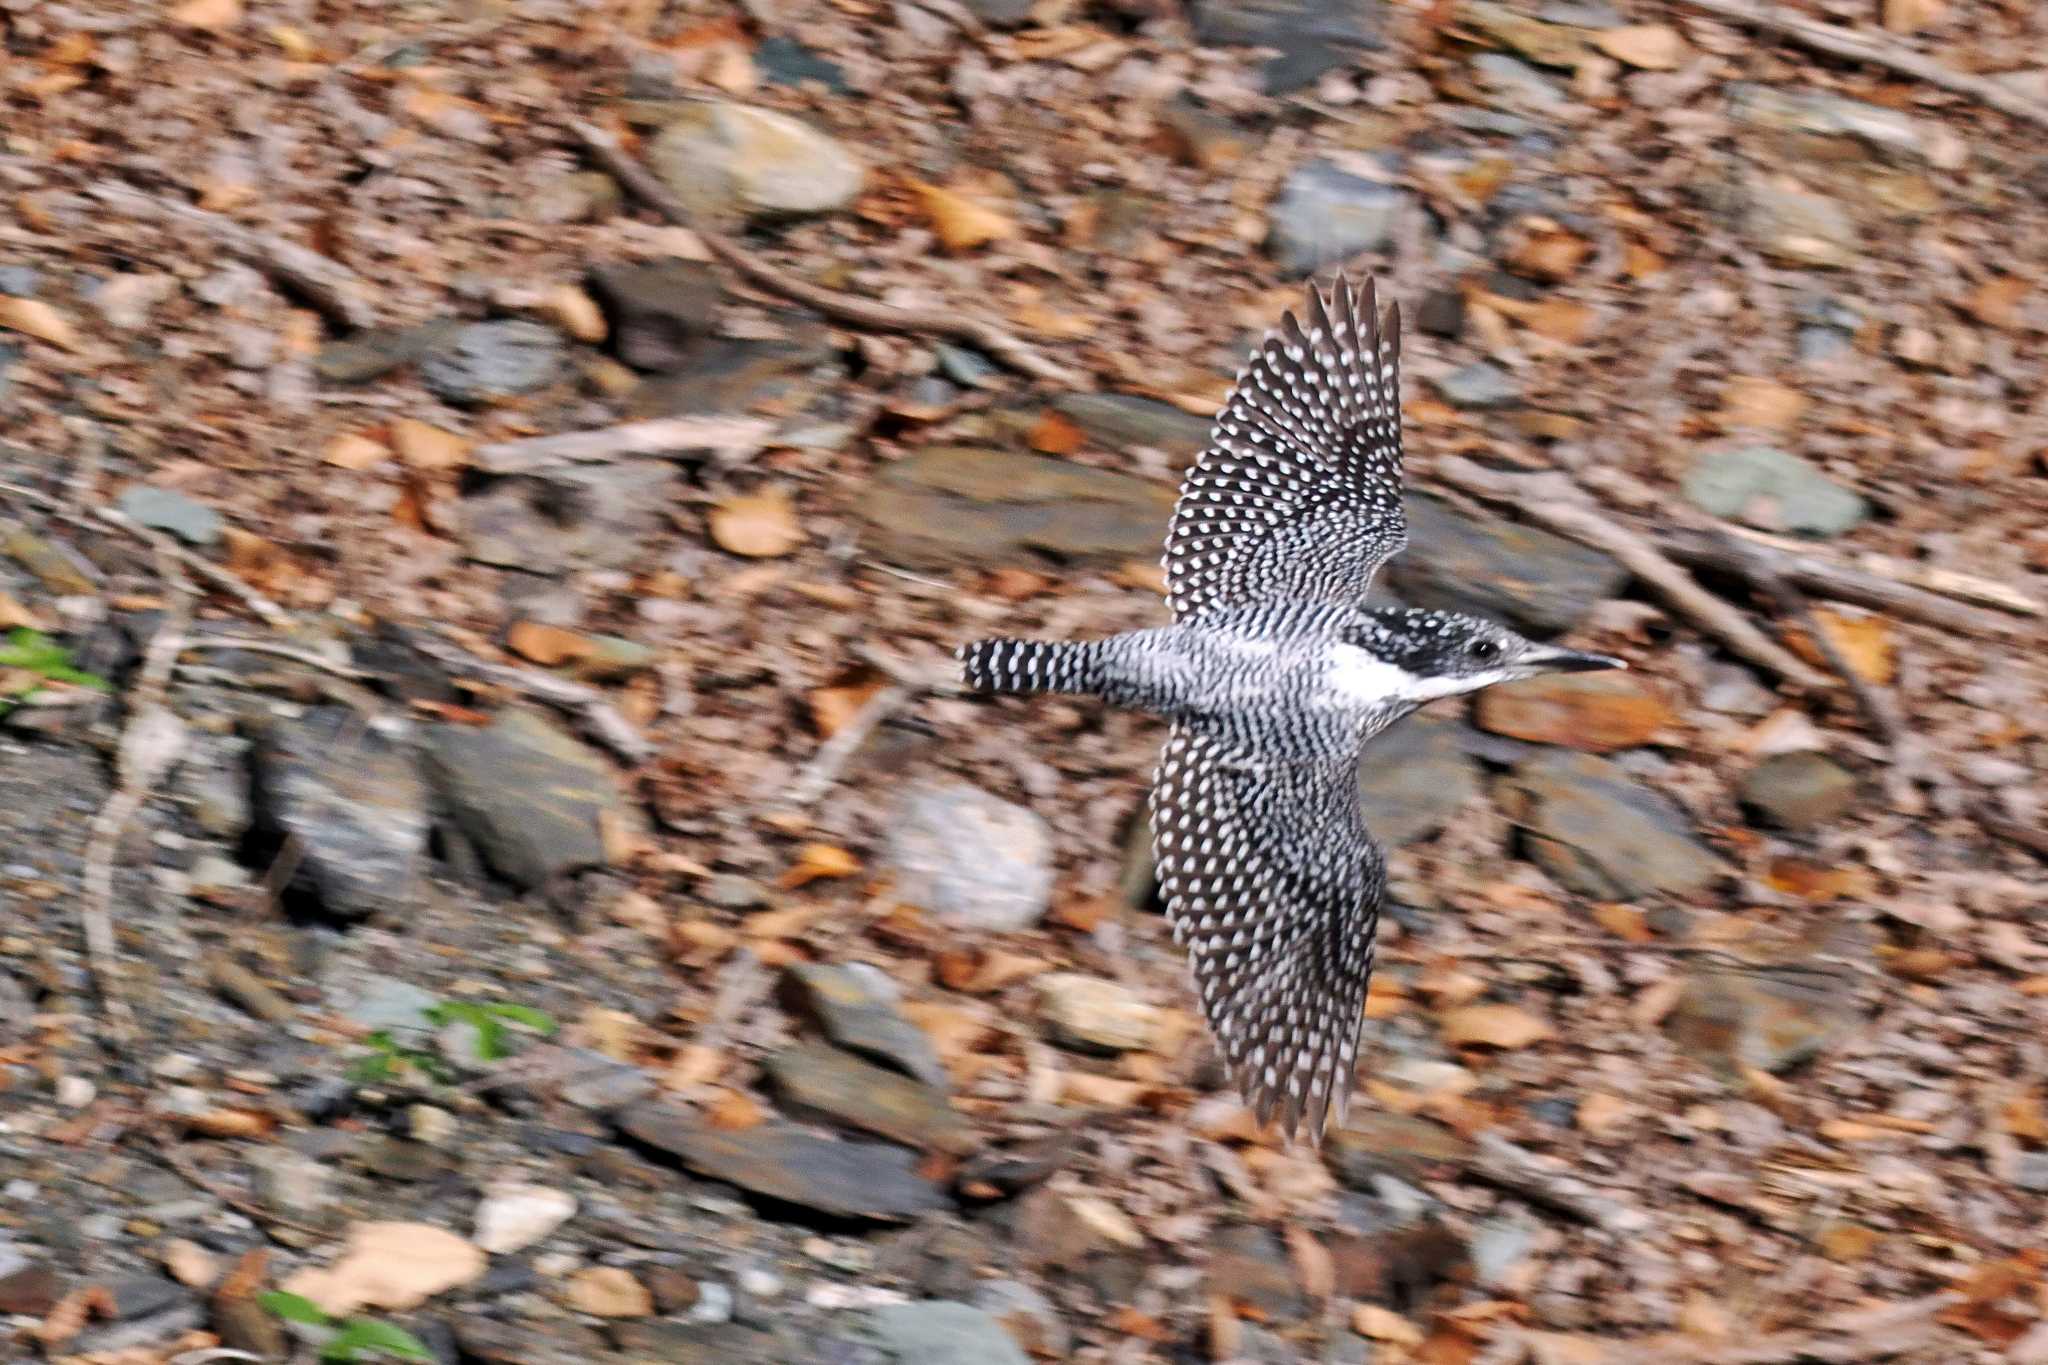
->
971 1280 1070 1358
419 320 567 405
1495 749 1722 900
1742 181 1860 268
755 36 849 91
1683 446 1868 537
1267 162 1410 276
249 707 430 920
860 446 1175 571
1729 84 1962 169
862 1301 1030 1365
1191 0 1384 93
587 258 722 374
1037 973 1164 1054
780 963 948 1088
628 334 831 420
115 486 223 547
1051 393 1213 461
1386 493 1628 636
1667 931 1864 1079
1326 1111 1476 1186
473 1182 577 1255
1474 671 1673 752
1433 361 1521 410
2010 1153 2048 1194
1356 712 1484 845
884 780 1054 933
763 1041 976 1154
1471 52 1568 113
1210 1225 1306 1322
453 1316 610 1365
422 708 625 890
646 103 863 225
607 1321 786 1364
314 319 466 385
1738 751 1859 830
461 460 678 574
617 1104 950 1222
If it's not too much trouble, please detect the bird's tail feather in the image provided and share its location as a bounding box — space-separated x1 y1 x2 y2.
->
958 638 1101 697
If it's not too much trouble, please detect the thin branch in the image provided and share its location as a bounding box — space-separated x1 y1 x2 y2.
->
567 119 1084 387
86 182 377 331
472 414 776 475
781 683 909 807
1677 0 2048 131
398 627 656 766
1468 1132 1651 1233
1430 458 1831 688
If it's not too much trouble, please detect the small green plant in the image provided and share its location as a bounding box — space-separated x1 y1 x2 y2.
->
0 628 109 715
346 998 557 1084
258 1291 433 1363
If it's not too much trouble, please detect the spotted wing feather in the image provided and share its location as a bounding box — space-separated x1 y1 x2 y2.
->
1151 723 1383 1141
1164 274 1406 622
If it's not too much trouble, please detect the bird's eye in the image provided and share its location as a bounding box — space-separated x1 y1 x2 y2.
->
1469 639 1500 661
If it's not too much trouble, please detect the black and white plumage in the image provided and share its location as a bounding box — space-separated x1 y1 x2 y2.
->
960 275 1623 1142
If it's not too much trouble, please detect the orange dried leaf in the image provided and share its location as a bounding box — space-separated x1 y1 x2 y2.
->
389 418 471 471
0 296 80 350
705 1088 766 1130
808 675 885 738
1441 1003 1553 1050
708 487 803 559
1353 1305 1424 1347
543 283 607 343
908 179 1017 252
780 842 858 888
170 0 243 30
323 432 390 470
1720 375 1806 430
1029 408 1087 455
1593 23 1688 69
506 621 595 667
1965 274 2027 329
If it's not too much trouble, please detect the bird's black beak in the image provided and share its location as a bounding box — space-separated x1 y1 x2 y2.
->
1520 644 1627 674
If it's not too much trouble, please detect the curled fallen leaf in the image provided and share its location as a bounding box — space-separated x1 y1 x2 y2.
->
708 487 804 559
0 296 81 350
1594 23 1688 70
323 431 390 470
389 418 471 471
779 842 858 888
908 179 1017 252
1440 1003 1553 1050
506 621 596 668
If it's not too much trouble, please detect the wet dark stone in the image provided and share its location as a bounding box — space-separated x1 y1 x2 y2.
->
586 259 722 374
249 707 430 920
1385 493 1627 636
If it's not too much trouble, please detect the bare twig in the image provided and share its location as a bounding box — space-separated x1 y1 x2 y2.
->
568 119 1084 387
81 545 193 1039
86 182 377 330
1677 0 2048 131
1468 1132 1651 1233
1658 526 2034 639
1431 458 1831 688
472 414 777 475
399 627 656 765
781 683 909 807
171 634 372 681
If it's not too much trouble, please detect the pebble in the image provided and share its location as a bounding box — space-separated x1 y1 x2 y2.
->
473 1182 578 1255
562 1265 653 1317
862 1300 1030 1365
1267 162 1411 276
55 1075 95 1108
250 708 430 920
688 1279 735 1323
1683 446 1868 537
1738 751 1859 830
419 320 567 405
422 709 627 891
1434 361 1522 410
883 781 1054 933
115 486 224 547
645 102 864 224
1037 974 1164 1053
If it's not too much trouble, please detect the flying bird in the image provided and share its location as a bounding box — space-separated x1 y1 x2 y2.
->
959 275 1622 1142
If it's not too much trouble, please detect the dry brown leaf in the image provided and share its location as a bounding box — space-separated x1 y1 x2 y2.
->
1576 1091 1636 1137
170 0 243 30
1594 23 1688 70
280 1222 486 1315
665 1042 724 1089
1011 299 1096 339
215 1245 270 1301
935 946 1048 994
542 283 607 342
0 296 81 350
779 842 858 888
0 592 47 630
1523 297 1598 344
1589 902 1651 941
1622 238 1666 278
1440 1003 1552 1049
708 487 803 559
35 1284 114 1347
1882 0 1946 33
506 621 594 668
1763 857 1871 903
323 431 389 470
1720 375 1806 430
1789 609 1895 685
221 528 305 599
909 179 1018 253
705 1087 766 1130
1057 1072 1149 1108
808 672 886 737
389 418 471 471
1353 1304 1424 1347
1506 221 1592 282
1817 1219 1883 1261
1283 1225 1336 1301
1965 274 2028 329
1029 407 1087 454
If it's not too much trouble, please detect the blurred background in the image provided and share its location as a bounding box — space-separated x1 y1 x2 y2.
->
0 0 2045 1362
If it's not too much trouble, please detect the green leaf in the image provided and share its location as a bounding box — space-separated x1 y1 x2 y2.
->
481 1002 557 1034
428 1001 509 1061
258 1290 332 1326
348 1053 396 1084
320 1319 434 1362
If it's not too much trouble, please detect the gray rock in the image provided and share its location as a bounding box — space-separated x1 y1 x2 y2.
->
1468 1218 1537 1289
115 486 223 547
1471 52 1568 113
250 708 430 920
181 753 253 839
315 319 467 385
1191 0 1384 94
764 1041 975 1154
1051 393 1213 461
2011 1152 2048 1193
1797 325 1854 366
861 446 1175 572
1729 84 1957 168
1433 361 1521 410
0 266 39 297
1386 493 1628 635
1495 749 1723 900
1666 932 1863 1079
0 344 16 406
422 708 625 890
970 1281 1069 1358
781 963 948 1089
1356 713 1482 845
885 781 1053 932
461 460 678 574
862 1302 1029 1365
959 0 1037 25
1741 181 1860 268
1539 0 1621 25
526 170 623 226
419 320 566 405
247 1146 334 1216
1415 288 1465 338
587 258 722 373
628 333 832 420
646 103 864 225
618 1105 950 1222
552 1050 657 1112
1268 162 1410 276
1682 446 1868 537
1738 751 1859 830
756 36 849 91
330 975 440 1036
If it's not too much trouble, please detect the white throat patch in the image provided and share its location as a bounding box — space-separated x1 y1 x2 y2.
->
1322 645 1503 708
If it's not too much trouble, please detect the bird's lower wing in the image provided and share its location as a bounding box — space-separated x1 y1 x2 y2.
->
1151 723 1383 1141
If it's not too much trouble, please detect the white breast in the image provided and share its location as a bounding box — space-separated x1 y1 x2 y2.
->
1320 645 1416 707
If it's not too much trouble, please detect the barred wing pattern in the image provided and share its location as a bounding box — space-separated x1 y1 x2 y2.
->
1152 722 1382 1140
1163 275 1406 622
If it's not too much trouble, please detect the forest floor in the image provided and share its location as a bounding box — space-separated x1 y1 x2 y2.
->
1 0 2046 1362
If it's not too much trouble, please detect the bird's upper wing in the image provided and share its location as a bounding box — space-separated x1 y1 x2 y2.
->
1152 720 1383 1142
1163 274 1406 622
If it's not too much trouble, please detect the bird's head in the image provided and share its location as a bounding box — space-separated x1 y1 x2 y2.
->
1340 607 1625 710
